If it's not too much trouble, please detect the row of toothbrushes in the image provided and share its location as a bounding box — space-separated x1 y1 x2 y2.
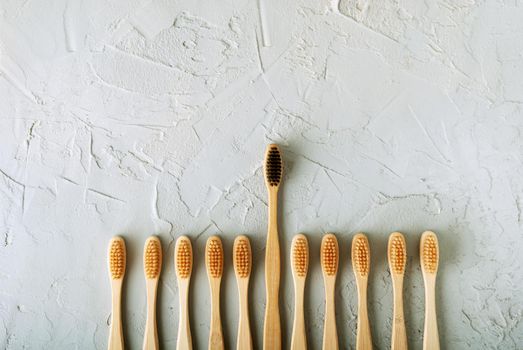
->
108 234 249 350
292 231 440 350
107 230 439 350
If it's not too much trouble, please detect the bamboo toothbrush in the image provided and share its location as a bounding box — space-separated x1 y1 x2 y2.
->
321 233 339 350
175 236 193 350
108 236 126 350
233 235 253 350
388 232 407 350
206 236 224 350
420 231 440 350
263 143 283 350
290 234 309 350
352 233 373 350
143 236 162 350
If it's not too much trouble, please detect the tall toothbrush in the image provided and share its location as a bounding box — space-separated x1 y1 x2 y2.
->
263 144 283 350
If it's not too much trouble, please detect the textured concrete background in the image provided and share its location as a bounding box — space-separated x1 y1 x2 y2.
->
1 0 523 349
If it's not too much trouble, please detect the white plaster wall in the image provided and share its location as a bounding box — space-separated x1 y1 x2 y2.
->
1 0 522 349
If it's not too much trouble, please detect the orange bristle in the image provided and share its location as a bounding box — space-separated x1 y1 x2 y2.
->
321 234 338 276
388 233 406 275
422 232 438 274
109 237 126 280
352 234 370 277
234 236 251 279
176 236 192 279
292 235 309 278
144 237 162 279
206 236 223 279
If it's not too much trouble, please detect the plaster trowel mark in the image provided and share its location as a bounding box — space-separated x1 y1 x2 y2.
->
0 63 38 103
257 0 271 47
63 0 78 52
409 105 451 164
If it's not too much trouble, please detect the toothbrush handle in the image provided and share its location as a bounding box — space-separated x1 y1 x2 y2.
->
143 281 159 350
391 276 407 350
237 280 253 350
323 280 338 350
291 279 306 350
209 280 224 350
109 283 124 350
177 281 192 350
356 282 372 350
423 278 439 350
264 190 281 350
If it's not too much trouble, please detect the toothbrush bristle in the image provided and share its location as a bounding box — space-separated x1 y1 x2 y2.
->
206 236 223 279
109 237 126 280
175 236 192 279
321 234 338 276
352 234 370 277
388 233 406 275
292 235 309 278
422 232 439 274
144 237 162 279
234 235 251 278
265 144 283 187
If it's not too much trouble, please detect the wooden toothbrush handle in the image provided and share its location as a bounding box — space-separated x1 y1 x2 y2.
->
264 190 281 350
264 231 281 349
143 282 159 350
391 277 407 350
291 280 306 350
323 282 338 350
177 281 192 350
109 283 124 350
423 278 439 350
357 283 372 350
237 282 253 350
209 281 224 350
